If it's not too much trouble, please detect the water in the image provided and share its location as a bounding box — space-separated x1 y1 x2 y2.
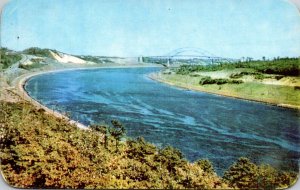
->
25 67 300 174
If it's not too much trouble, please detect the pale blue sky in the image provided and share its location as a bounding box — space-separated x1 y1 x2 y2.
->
1 0 300 58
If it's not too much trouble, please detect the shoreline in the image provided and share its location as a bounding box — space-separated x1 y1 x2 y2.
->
14 70 89 130
148 72 300 110
11 65 299 132
12 64 162 130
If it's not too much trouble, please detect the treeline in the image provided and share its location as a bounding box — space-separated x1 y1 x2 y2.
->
0 101 297 189
0 48 22 69
176 57 300 76
22 47 57 58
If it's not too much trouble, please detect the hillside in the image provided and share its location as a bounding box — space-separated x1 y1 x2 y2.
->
0 101 297 189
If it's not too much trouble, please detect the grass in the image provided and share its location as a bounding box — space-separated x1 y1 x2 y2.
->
155 74 300 107
0 48 22 69
22 47 56 58
0 101 297 189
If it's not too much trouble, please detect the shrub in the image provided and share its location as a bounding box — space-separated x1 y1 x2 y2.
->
199 77 243 85
22 47 55 58
223 157 259 188
0 48 22 69
229 73 243 79
199 77 216 85
231 79 243 84
223 158 298 189
19 62 44 70
254 73 266 80
275 75 284 80
195 159 215 174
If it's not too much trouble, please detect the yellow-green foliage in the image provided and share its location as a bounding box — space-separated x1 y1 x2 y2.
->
0 101 297 189
223 157 298 189
0 101 226 189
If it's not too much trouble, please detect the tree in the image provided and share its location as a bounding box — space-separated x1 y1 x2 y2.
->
109 120 126 152
195 159 215 174
155 146 186 175
223 157 258 189
90 124 109 149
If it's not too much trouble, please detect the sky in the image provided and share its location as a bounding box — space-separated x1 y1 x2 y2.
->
1 0 300 59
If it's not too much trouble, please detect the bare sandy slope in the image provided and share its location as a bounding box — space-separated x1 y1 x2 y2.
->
49 51 87 64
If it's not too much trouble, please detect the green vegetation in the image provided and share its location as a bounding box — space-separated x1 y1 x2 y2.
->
79 55 114 64
0 48 22 69
229 71 273 80
199 76 243 85
223 157 297 189
155 74 300 106
155 57 300 107
18 59 45 70
22 47 56 58
0 101 297 189
176 57 300 76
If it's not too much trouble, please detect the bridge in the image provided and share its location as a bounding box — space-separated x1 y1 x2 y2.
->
141 47 238 67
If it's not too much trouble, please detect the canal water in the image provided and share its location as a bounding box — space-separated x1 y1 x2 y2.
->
25 67 300 174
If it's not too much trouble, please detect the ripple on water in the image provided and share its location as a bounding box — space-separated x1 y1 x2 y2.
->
25 67 300 174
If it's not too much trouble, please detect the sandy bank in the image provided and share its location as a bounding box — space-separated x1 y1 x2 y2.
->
149 72 300 110
14 70 89 130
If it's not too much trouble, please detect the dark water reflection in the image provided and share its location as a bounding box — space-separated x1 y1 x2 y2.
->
25 67 300 174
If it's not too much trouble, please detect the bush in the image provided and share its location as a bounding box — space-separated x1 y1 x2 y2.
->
254 73 266 80
19 62 44 70
229 73 243 79
195 159 215 174
22 47 55 58
199 77 243 85
223 157 259 188
223 158 297 189
199 76 217 85
275 75 284 80
0 48 22 69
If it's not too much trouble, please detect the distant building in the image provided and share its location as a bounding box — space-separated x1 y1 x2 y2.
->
138 56 143 63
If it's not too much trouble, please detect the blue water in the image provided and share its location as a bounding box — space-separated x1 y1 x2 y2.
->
25 67 300 174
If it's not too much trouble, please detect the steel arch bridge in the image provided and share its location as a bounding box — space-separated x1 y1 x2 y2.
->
142 47 238 67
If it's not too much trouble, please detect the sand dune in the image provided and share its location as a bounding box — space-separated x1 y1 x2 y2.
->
50 51 87 64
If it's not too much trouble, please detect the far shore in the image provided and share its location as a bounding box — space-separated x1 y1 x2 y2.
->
149 72 300 110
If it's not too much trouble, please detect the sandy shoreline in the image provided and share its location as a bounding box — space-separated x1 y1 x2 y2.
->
14 70 89 130
148 72 300 110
